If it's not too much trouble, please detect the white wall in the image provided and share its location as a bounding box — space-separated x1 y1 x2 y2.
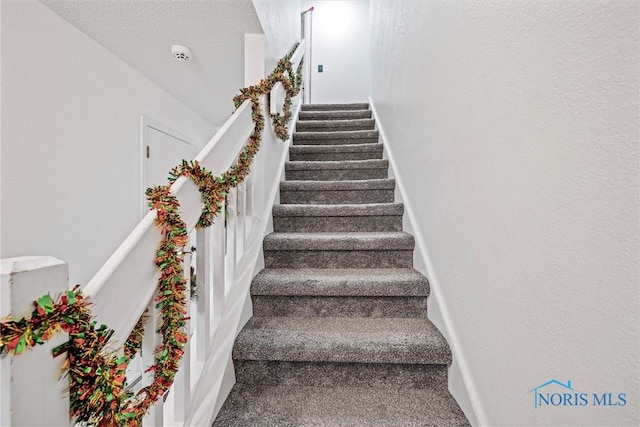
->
249 0 303 206
370 1 639 426
301 0 370 104
40 0 263 125
1 1 216 286
252 0 301 72
246 0 303 228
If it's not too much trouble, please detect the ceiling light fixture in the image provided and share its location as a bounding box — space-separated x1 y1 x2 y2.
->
171 45 192 62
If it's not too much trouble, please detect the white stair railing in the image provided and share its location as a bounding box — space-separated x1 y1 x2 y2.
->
270 41 305 115
0 41 305 427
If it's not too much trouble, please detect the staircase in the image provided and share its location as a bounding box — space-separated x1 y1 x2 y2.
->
213 103 469 426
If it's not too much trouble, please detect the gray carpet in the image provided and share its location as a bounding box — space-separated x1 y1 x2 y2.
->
212 103 470 426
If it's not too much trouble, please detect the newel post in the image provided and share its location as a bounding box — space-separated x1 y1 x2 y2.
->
0 257 70 426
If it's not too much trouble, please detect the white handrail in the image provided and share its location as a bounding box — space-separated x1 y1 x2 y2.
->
270 41 305 115
84 99 254 349
290 39 305 69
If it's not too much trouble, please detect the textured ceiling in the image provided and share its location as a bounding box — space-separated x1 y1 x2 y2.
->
40 0 264 125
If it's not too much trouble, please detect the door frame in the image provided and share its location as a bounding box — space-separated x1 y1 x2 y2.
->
301 7 313 104
139 115 198 219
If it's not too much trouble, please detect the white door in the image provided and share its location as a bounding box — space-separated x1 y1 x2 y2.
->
143 122 197 195
127 118 198 393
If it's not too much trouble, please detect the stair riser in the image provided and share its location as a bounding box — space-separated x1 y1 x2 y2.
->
280 189 395 204
273 215 403 232
289 151 382 161
251 269 429 298
296 123 375 132
233 330 450 365
252 295 427 318
301 104 369 111
286 168 387 181
264 250 414 268
299 111 372 120
234 360 448 389
293 136 379 145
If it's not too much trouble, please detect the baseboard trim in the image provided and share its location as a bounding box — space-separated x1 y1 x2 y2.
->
369 98 486 426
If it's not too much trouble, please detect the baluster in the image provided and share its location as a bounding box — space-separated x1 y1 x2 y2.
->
225 189 237 294
212 203 226 328
244 180 250 246
172 249 192 422
251 125 265 228
245 174 253 235
142 299 163 426
270 82 282 115
244 179 251 244
237 182 246 259
196 227 212 362
243 177 251 240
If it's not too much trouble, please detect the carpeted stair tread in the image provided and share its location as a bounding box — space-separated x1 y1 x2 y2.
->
285 159 389 181
263 232 414 251
299 109 372 120
289 143 383 161
294 130 378 140
286 164 386 180
285 159 387 171
233 360 447 389
296 118 375 132
301 103 369 111
273 203 403 217
251 268 429 297
273 203 403 232
252 295 428 318
293 130 379 145
213 383 470 426
280 179 395 204
281 178 395 191
289 143 383 154
233 316 451 365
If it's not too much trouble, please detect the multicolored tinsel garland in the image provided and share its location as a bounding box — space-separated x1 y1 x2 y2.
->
0 288 134 425
235 42 302 141
0 43 302 426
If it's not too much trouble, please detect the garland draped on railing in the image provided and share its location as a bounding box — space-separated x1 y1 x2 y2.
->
0 43 302 426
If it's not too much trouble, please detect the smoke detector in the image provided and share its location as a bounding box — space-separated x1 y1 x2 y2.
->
171 45 192 62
